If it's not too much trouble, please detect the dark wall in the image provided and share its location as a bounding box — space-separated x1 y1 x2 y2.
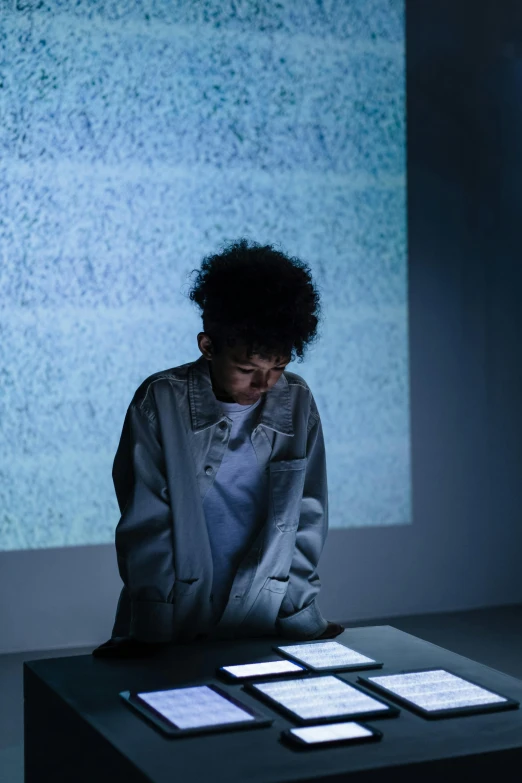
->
407 0 522 600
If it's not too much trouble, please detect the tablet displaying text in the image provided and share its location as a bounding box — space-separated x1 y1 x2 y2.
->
275 641 382 672
137 685 254 728
120 684 273 736
245 675 399 724
359 669 520 719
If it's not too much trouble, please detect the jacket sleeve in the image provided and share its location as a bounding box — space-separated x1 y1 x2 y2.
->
275 402 330 640
113 396 176 642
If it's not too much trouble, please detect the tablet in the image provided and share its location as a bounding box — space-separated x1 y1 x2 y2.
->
274 641 382 672
120 684 273 737
244 674 399 724
359 668 520 719
282 721 382 749
218 659 306 681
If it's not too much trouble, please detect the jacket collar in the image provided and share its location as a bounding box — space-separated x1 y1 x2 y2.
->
188 354 294 437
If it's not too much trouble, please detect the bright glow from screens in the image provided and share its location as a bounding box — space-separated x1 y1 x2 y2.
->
368 670 507 711
223 660 304 678
279 641 377 669
291 722 373 743
253 676 390 719
137 685 255 729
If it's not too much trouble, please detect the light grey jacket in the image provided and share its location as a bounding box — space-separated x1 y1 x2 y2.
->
111 354 329 643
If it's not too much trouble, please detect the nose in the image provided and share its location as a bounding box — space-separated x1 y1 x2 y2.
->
250 370 276 394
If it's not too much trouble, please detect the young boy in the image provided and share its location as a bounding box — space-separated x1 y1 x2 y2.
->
93 239 343 658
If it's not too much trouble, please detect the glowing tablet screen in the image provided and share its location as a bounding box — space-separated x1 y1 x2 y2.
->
291 721 374 743
136 685 255 729
252 676 390 720
222 660 305 678
367 670 508 712
278 641 377 670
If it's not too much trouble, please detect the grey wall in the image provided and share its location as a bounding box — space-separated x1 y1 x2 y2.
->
1 0 522 654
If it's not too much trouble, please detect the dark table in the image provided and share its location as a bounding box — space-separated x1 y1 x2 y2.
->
24 625 522 782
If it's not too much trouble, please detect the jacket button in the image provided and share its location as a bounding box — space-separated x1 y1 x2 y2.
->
205 466 213 475
219 421 227 430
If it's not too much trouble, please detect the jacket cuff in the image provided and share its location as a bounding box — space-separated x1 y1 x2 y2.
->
130 600 174 642
275 599 329 640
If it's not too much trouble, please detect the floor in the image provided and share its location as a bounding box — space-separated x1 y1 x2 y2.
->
3 603 522 783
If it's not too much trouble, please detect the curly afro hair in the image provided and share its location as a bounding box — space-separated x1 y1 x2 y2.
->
185 238 323 364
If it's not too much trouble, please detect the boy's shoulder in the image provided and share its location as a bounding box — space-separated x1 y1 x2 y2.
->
282 368 311 391
283 370 320 423
129 360 317 420
129 361 192 414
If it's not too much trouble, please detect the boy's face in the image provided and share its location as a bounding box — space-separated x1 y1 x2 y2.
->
197 332 291 405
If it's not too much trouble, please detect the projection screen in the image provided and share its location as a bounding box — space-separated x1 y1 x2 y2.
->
0 0 409 550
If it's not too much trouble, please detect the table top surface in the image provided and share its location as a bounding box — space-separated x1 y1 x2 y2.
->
24 625 522 783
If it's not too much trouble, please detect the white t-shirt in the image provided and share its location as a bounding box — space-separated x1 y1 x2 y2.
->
202 394 269 623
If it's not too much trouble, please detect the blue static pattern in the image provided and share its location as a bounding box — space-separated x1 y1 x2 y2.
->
0 0 409 550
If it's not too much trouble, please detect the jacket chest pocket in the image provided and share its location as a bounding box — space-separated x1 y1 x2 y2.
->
269 457 307 533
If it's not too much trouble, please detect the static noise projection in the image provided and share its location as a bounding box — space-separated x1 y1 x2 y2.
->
1 0 408 549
